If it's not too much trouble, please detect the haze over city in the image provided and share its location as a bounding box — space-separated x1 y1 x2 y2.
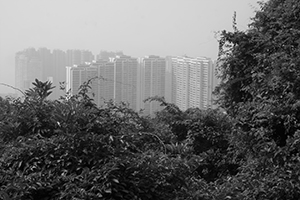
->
0 0 263 93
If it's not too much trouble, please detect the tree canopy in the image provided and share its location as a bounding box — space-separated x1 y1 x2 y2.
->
216 0 300 146
214 0 300 198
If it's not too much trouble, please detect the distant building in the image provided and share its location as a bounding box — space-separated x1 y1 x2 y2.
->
66 63 99 103
140 55 166 115
51 49 67 99
66 49 94 66
96 51 124 61
81 50 95 64
15 49 43 95
66 49 81 66
65 60 116 107
111 55 140 110
38 47 52 81
166 56 217 110
15 48 94 99
66 56 140 110
96 60 115 106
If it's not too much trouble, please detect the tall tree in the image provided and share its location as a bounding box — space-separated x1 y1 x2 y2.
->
212 1 300 199
216 0 300 146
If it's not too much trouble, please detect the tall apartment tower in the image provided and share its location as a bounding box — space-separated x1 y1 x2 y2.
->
111 55 140 110
66 63 99 103
66 50 94 66
96 60 115 106
15 48 96 100
66 50 81 66
66 60 116 107
15 48 43 96
51 49 67 99
81 50 95 63
188 57 214 109
38 47 52 81
166 56 216 111
140 55 166 115
96 51 124 61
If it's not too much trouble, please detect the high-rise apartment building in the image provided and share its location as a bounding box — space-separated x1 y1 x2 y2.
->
52 49 67 99
111 55 139 110
166 56 216 110
66 63 98 102
96 51 124 61
15 48 94 99
81 50 95 64
96 60 115 106
188 57 214 109
66 49 94 66
15 49 43 95
140 55 166 115
66 60 116 107
38 47 52 81
66 50 81 66
66 56 139 109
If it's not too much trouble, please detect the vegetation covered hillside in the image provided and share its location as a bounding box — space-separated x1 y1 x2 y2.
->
1 0 300 199
0 79 234 199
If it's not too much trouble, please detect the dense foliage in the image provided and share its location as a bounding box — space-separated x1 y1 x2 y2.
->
0 79 234 200
214 0 300 198
1 0 300 199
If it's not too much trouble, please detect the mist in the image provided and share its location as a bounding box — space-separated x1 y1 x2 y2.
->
0 0 262 93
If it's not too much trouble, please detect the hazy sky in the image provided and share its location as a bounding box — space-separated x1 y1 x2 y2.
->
0 0 263 93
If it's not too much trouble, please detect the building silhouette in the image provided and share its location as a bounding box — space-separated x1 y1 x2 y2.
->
96 60 115 106
96 51 124 61
52 49 67 99
140 55 166 115
15 48 43 94
15 48 94 99
66 56 139 109
66 49 94 66
166 56 216 110
111 55 139 110
67 60 115 106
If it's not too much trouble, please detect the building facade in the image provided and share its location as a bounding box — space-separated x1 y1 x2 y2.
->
52 49 67 99
66 49 94 67
140 55 166 115
15 49 43 95
166 56 216 110
15 48 94 99
111 55 139 110
97 60 115 106
66 64 99 103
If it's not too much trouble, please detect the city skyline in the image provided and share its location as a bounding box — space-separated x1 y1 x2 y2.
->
14 47 217 113
0 0 264 93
